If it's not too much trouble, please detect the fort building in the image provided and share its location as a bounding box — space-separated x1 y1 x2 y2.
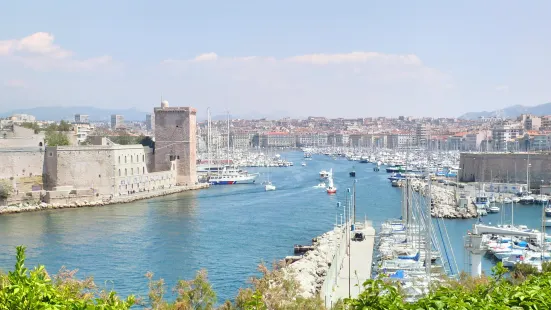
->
154 100 197 186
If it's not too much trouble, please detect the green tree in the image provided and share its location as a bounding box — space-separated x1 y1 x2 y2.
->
110 135 139 145
45 131 70 146
139 135 155 148
20 122 41 133
174 269 217 309
57 120 73 131
0 179 13 199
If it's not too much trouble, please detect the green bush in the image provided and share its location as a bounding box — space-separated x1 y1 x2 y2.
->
45 131 70 146
0 246 135 309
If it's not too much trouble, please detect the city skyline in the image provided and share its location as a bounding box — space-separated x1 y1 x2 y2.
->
1 1 550 117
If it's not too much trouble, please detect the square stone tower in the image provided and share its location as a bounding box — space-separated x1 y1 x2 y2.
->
154 100 197 185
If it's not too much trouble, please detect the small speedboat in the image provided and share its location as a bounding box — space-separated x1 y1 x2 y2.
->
545 207 551 217
265 182 276 191
503 197 513 204
313 183 326 189
301 162 307 166
349 169 356 177
488 205 500 213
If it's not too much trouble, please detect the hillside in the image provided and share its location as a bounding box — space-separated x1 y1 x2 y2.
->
459 103 551 120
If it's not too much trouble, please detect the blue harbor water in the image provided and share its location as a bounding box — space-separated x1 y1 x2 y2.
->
0 151 548 302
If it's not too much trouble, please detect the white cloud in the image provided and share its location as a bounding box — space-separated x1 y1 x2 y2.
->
284 52 422 66
158 51 454 117
192 52 219 62
0 32 112 71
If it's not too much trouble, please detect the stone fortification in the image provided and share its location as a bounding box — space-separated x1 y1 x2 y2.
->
43 144 177 199
154 103 197 186
0 148 44 179
460 152 551 188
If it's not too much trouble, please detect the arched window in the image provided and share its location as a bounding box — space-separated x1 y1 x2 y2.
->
136 155 139 162
118 156 121 164
39 142 43 147
142 154 145 162
125 156 127 163
143 167 145 174
118 169 121 176
131 156 133 163
131 168 133 175
125 168 127 176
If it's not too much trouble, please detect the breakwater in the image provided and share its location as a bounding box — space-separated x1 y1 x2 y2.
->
286 227 344 298
410 179 478 219
0 183 209 215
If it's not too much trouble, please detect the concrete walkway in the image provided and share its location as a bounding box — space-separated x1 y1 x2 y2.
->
332 223 376 302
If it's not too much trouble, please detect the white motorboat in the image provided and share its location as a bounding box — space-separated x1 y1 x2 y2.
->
313 183 326 188
319 170 330 179
512 197 521 203
520 195 535 204
301 162 307 166
487 205 500 213
265 182 276 191
503 197 513 204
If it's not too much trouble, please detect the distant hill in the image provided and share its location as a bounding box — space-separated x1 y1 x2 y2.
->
459 103 551 120
0 106 150 122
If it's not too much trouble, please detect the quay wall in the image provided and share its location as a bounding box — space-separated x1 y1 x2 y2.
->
0 183 209 215
459 152 551 188
0 148 44 179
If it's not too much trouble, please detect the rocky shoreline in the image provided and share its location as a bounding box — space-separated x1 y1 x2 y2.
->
0 183 209 215
285 228 343 298
410 179 478 219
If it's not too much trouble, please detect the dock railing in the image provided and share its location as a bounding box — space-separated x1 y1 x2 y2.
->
321 220 373 308
321 224 348 309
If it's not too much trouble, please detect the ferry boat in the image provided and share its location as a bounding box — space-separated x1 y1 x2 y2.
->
208 166 258 185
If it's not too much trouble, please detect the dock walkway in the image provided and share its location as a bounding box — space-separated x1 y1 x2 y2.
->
322 221 375 308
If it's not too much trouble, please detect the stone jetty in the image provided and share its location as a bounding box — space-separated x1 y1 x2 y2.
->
0 183 209 215
410 179 478 219
285 228 343 298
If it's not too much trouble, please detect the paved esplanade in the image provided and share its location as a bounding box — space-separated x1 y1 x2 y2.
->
332 223 375 302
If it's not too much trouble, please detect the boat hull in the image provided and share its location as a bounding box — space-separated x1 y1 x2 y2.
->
210 179 256 185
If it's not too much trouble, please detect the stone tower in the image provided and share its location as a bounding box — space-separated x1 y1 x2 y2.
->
154 100 197 185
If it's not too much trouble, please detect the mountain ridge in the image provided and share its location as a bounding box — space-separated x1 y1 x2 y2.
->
459 102 551 120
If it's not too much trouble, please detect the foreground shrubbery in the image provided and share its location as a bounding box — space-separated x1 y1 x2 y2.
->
344 262 551 310
3 246 551 309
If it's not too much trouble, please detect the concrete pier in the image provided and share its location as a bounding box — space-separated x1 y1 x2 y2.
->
322 220 375 308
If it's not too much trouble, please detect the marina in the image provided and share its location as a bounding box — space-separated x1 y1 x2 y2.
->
1 150 551 303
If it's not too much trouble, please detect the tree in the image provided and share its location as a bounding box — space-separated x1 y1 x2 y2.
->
110 135 139 145
20 122 41 134
45 131 70 146
0 180 13 199
57 120 73 132
138 135 155 148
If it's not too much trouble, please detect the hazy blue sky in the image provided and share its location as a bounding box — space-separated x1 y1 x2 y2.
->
1 1 550 118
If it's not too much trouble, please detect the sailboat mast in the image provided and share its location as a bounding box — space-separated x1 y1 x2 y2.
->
227 111 230 166
207 108 211 175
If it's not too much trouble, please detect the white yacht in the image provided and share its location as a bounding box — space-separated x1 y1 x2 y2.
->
208 166 258 185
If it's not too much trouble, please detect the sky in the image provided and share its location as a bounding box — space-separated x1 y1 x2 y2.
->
0 0 550 118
